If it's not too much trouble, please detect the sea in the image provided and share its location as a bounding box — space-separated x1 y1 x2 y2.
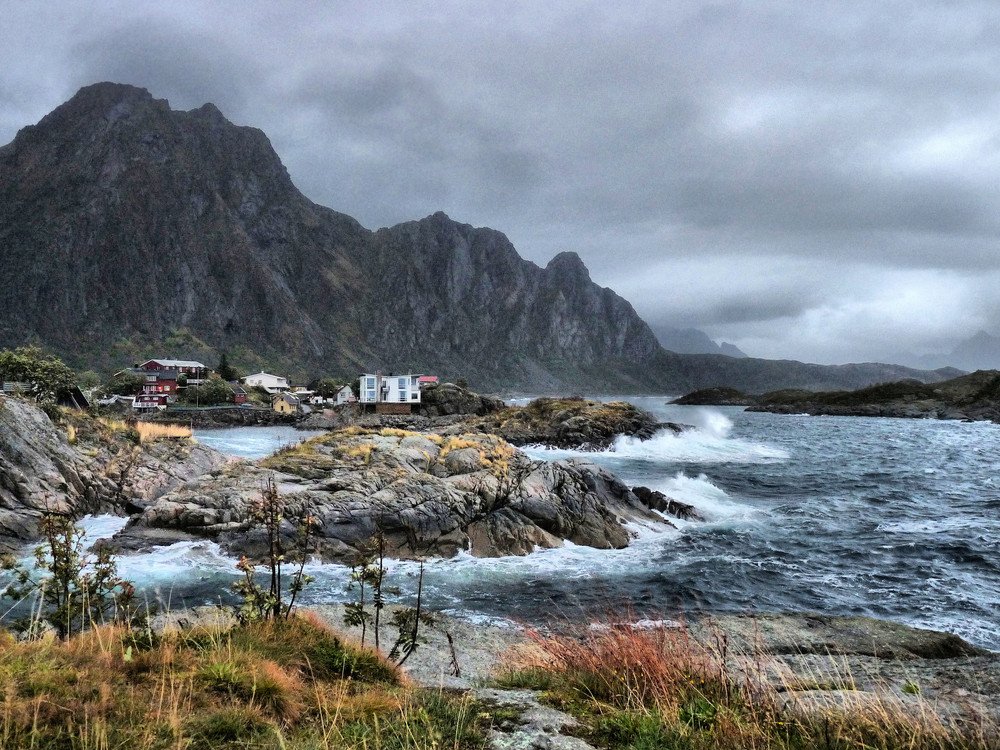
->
12 398 1000 649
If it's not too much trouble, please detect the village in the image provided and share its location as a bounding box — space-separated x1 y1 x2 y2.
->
92 358 440 415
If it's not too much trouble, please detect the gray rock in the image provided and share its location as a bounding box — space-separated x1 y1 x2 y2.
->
115 429 668 561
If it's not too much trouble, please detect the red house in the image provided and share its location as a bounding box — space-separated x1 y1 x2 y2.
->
134 394 168 410
140 369 178 395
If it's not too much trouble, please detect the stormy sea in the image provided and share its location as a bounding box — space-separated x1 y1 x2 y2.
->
70 399 1000 650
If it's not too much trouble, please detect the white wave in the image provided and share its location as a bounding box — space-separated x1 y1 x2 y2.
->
656 473 759 525
77 514 130 545
610 423 788 464
523 423 788 465
116 540 236 583
685 408 734 438
526 407 786 465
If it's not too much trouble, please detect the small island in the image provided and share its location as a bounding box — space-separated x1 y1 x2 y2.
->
674 369 1000 423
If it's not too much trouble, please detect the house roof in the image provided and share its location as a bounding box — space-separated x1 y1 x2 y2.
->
249 371 287 381
140 359 207 369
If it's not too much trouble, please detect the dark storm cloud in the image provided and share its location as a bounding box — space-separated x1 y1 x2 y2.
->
3 0 1000 364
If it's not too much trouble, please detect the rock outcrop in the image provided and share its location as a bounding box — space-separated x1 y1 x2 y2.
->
745 370 1000 423
0 396 229 550
671 369 1000 424
417 382 504 418
671 387 756 406
115 428 669 561
464 397 677 449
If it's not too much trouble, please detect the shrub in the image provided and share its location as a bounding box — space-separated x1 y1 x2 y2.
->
1 514 142 639
232 476 316 623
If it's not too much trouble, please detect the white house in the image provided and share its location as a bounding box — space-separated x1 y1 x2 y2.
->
335 385 355 404
244 371 289 394
358 373 422 405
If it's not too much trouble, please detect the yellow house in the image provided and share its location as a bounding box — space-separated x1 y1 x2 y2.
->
272 393 300 414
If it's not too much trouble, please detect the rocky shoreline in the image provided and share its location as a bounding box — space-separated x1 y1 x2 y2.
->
674 369 1000 423
1 393 687 561
112 427 679 562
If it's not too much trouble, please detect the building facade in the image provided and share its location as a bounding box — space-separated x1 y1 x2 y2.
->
358 373 423 405
245 372 290 393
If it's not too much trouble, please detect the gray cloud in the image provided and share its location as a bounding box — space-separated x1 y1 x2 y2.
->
3 0 1000 365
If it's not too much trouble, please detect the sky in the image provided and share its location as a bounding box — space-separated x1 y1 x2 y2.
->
2 1 999 366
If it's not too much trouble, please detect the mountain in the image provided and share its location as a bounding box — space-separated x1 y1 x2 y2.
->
0 83 951 393
892 331 1000 373
948 331 1000 372
652 326 747 358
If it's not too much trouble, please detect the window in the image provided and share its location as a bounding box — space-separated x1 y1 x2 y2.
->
398 377 407 389
366 377 376 389
366 390 376 402
411 392 419 400
398 391 407 402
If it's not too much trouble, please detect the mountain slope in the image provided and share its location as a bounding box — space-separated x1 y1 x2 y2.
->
0 82 952 392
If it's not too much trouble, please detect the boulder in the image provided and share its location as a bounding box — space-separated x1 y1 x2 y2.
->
632 485 705 522
466 397 679 449
418 382 504 418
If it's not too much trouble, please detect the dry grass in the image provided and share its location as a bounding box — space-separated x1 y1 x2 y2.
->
496 616 998 750
379 427 421 438
135 422 192 443
98 418 192 443
0 615 487 749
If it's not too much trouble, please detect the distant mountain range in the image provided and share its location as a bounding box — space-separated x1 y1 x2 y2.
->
0 83 957 393
652 326 748 358
891 331 1000 373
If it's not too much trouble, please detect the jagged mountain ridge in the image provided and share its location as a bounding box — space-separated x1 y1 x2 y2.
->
0 83 951 392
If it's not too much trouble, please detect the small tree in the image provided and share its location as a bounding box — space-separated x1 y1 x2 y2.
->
312 377 342 399
1 514 141 639
0 346 76 403
232 476 317 623
343 526 433 663
77 370 102 390
217 352 240 382
182 375 235 406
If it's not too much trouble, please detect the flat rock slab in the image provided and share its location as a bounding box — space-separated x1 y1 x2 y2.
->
472 688 597 750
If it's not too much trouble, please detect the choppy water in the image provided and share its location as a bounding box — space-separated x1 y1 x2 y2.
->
8 405 999 649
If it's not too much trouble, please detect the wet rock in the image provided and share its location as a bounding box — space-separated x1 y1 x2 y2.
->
632 485 704 522
115 429 668 562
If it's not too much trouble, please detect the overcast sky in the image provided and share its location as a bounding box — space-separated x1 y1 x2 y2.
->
3 1 999 365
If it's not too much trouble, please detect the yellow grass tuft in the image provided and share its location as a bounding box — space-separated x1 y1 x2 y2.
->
135 422 192 443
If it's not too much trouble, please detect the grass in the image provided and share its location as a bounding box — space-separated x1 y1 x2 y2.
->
135 422 193 443
98 418 193 443
494 617 998 750
0 612 495 749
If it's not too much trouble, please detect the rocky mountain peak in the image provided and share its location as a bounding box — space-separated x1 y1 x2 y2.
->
545 251 591 282
0 83 959 393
